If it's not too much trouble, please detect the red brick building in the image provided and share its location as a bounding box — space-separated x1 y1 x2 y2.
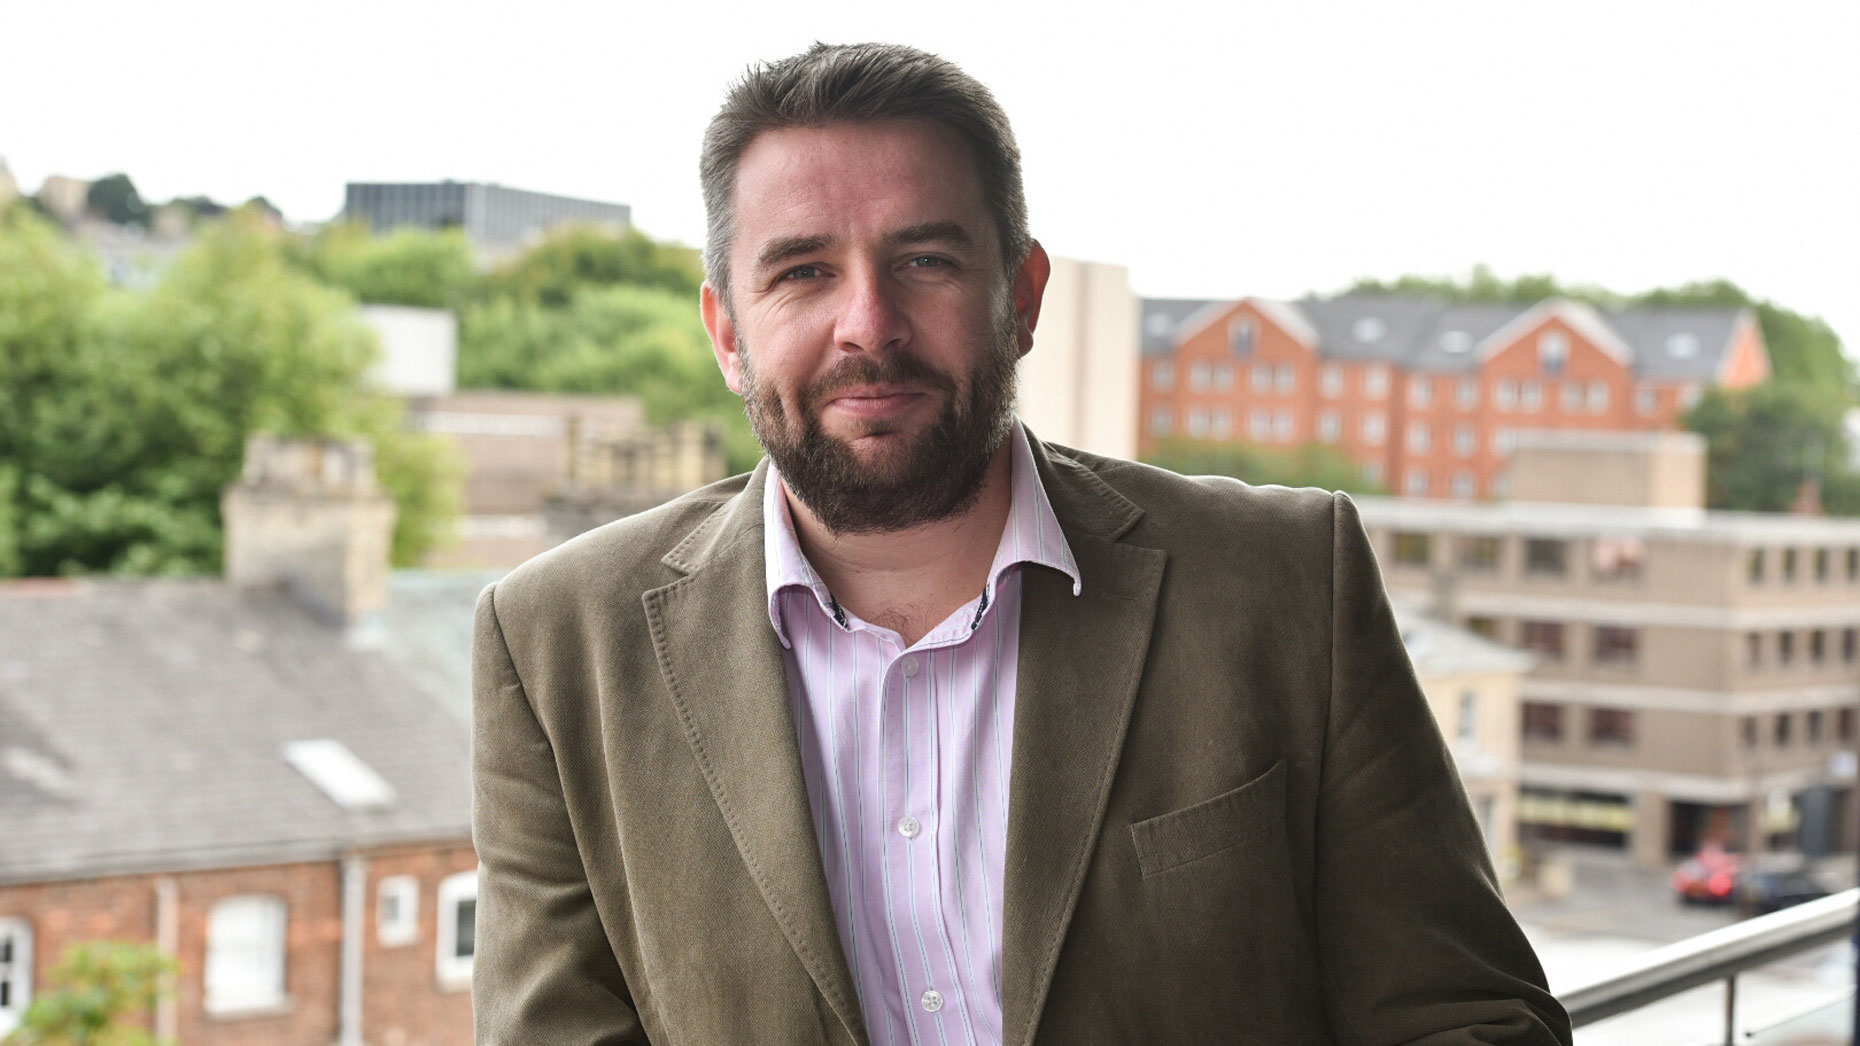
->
0 442 479 1046
1137 295 1771 498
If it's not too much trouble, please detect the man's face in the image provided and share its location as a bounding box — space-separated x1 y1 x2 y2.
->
702 119 1048 535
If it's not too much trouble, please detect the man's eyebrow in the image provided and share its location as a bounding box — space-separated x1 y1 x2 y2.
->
754 235 832 272
886 221 976 250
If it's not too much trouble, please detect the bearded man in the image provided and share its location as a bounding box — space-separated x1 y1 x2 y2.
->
470 42 1571 1046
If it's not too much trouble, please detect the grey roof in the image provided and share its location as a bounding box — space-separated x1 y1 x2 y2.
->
1139 298 1217 356
377 570 507 722
1391 599 1535 678
1142 293 1748 380
0 579 472 884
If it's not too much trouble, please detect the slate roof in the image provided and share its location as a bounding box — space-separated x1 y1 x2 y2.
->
1139 294 1750 380
377 570 506 723
0 578 473 884
1390 598 1535 679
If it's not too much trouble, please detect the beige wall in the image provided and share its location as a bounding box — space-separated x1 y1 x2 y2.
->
1507 431 1706 509
1416 668 1522 859
1017 256 1138 460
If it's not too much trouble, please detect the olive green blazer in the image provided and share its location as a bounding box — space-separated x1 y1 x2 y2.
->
470 437 1571 1045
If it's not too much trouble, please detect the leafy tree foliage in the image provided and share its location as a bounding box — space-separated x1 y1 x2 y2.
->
459 285 759 471
0 210 457 576
1683 383 1860 514
83 174 148 228
479 226 703 306
297 222 477 308
2 940 175 1046
1141 438 1382 494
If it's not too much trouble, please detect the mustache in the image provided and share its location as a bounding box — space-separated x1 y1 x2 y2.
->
806 353 959 408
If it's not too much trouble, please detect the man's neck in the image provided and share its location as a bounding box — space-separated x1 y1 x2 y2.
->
784 439 1015 647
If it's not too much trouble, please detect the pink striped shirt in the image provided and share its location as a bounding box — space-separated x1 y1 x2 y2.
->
764 422 1080 1046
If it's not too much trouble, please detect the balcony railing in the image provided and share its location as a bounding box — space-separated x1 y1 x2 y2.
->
1558 887 1856 1043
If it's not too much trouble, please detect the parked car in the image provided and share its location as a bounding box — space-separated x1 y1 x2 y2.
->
1671 845 1740 905
1736 867 1834 916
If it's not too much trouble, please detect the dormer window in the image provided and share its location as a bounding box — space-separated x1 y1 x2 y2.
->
1144 312 1174 339
1438 330 1472 353
1539 331 1569 374
1666 332 1701 359
1229 317 1257 356
1352 317 1386 343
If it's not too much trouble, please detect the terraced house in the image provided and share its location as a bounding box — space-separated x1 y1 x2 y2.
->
1137 294 1770 497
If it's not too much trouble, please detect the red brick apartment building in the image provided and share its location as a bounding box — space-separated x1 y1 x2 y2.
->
1137 295 1771 497
0 440 477 1046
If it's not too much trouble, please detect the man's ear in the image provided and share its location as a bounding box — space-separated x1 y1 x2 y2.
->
701 282 745 395
1012 241 1052 359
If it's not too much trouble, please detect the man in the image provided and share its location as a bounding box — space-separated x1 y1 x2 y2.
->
471 42 1571 1046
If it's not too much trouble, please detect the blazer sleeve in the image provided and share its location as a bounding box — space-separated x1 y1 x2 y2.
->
1315 493 1573 1046
471 583 650 1045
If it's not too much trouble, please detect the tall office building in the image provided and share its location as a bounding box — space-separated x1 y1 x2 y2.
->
342 181 630 257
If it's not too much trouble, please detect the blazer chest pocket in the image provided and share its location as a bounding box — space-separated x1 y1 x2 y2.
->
1128 759 1286 878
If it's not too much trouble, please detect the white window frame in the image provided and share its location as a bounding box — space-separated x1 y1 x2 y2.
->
1213 363 1235 392
1588 380 1610 413
1273 410 1295 442
1186 408 1210 438
1454 424 1477 457
1151 361 1174 391
1321 365 1344 398
1211 409 1233 439
1539 331 1570 373
1274 364 1296 394
1364 365 1390 399
1250 363 1273 393
1520 381 1544 412
1560 381 1584 413
1408 422 1432 454
205 895 288 1015
1189 362 1211 392
1405 470 1430 496
1452 472 1476 499
1318 411 1342 444
1149 407 1172 437
1363 412 1387 446
1247 409 1271 441
377 875 420 948
436 870 479 990
0 917 33 1037
1456 378 1479 410
1495 379 1518 411
1408 375 1433 407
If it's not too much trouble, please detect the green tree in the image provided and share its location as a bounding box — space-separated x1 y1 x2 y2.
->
2 941 175 1046
84 174 149 228
300 222 477 308
1683 383 1850 513
458 284 758 471
0 209 457 575
1141 438 1382 494
478 226 704 306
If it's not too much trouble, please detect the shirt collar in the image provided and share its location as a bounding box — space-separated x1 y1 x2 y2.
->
763 418 1082 648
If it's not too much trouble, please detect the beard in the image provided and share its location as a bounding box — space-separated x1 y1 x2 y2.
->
739 303 1020 536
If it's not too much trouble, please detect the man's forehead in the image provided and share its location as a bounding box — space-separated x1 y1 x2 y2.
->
731 121 987 241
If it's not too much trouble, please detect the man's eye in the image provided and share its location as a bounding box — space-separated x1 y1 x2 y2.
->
907 255 949 269
779 264 823 282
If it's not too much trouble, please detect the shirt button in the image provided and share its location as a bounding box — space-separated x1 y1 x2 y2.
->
921 989 944 1013
900 655 920 677
897 816 922 839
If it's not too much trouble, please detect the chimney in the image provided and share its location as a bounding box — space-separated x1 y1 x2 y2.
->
222 435 398 625
1789 478 1824 517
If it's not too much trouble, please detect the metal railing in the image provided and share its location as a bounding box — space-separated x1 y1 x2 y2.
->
1558 887 1857 1043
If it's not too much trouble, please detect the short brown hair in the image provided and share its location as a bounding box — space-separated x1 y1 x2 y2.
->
699 42 1031 306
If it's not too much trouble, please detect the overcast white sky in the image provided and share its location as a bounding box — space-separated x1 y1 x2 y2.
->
7 0 1857 352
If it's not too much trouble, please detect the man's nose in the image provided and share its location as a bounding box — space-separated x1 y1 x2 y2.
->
832 264 909 354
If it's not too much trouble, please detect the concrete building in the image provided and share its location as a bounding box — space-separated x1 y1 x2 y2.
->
0 437 475 1046
341 181 629 259
35 175 90 223
1017 257 1140 460
1138 295 1770 497
1355 437 1860 867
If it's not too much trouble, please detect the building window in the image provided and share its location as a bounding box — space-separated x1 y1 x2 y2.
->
1593 626 1640 666
1151 362 1174 391
1321 365 1343 398
1748 549 1765 584
1808 710 1825 743
206 895 288 1015
1525 538 1568 576
1363 412 1387 445
378 876 420 947
1746 632 1763 668
1247 409 1270 441
1520 381 1544 412
1495 428 1517 455
1251 363 1273 392
1848 548 1859 581
1149 408 1173 436
1363 461 1385 486
1364 365 1390 399
1591 536 1644 582
437 870 478 990
1454 424 1477 457
1318 411 1342 443
1459 536 1501 571
1229 318 1256 355
1495 379 1518 411
1456 379 1479 410
1521 620 1565 660
1408 422 1432 454
1840 708 1855 742
1522 702 1563 741
1275 365 1296 394
1779 631 1795 666
1588 707 1636 746
1393 532 1433 567
1782 548 1798 581
1466 615 1499 639
1775 713 1792 746
1814 548 1830 581
1636 385 1658 415
1409 375 1433 407
1810 630 1827 664
1844 628 1857 663
1273 410 1294 441
1588 381 1610 412
1405 471 1430 496
1187 408 1210 438
0 918 32 1037
1211 410 1234 439
1457 690 1478 742
1213 364 1235 391
1741 716 1758 749
1539 331 1569 374
1681 384 1704 408
1451 472 1476 499
1190 362 1211 391
1560 381 1584 413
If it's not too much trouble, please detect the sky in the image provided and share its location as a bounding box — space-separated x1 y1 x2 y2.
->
6 0 1857 352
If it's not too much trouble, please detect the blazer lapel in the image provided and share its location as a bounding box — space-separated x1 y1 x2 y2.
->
642 463 868 1046
1000 445 1166 1046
